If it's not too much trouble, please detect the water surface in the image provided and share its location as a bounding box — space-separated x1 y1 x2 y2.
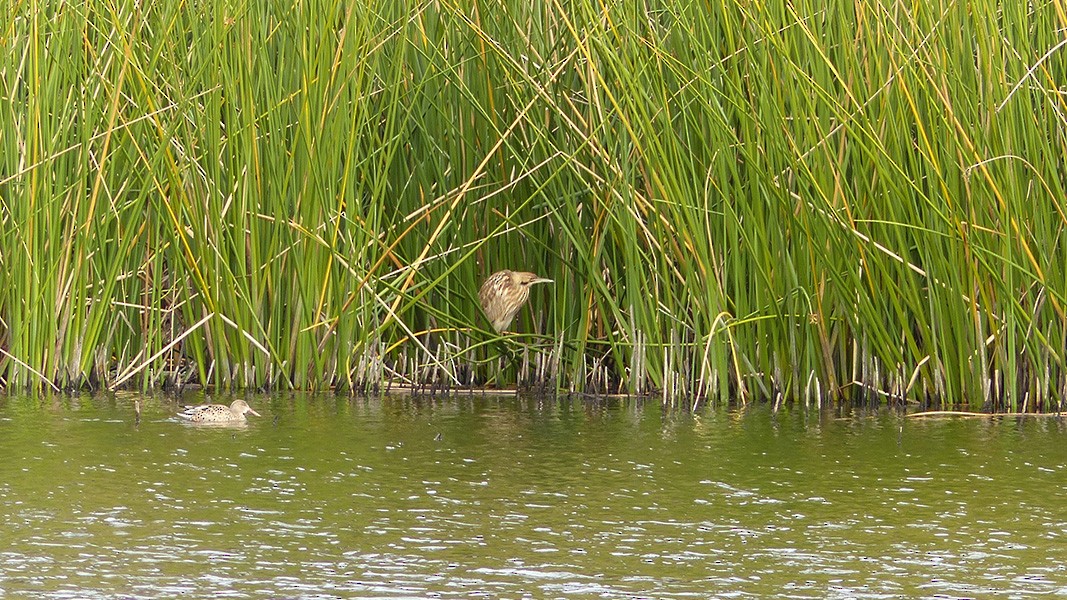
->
0 393 1065 598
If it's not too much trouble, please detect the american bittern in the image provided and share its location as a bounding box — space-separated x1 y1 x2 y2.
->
479 270 553 333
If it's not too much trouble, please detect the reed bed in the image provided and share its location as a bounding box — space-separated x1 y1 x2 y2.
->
2 0 1065 410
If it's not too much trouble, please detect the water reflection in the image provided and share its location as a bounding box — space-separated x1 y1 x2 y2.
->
0 394 1065 598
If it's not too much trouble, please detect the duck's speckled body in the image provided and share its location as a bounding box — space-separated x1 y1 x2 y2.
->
178 399 261 423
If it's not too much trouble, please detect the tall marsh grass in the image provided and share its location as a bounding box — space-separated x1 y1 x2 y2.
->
2 1 1065 410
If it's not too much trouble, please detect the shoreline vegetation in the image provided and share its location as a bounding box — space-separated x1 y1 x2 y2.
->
2 2 1065 411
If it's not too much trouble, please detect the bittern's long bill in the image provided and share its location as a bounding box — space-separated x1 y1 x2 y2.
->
479 270 553 333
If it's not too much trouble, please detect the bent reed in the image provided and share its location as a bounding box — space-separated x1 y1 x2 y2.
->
1 1 1065 411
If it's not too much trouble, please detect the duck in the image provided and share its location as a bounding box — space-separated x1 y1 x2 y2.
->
177 399 261 423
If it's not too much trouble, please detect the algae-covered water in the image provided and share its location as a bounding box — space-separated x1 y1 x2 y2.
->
0 393 1065 598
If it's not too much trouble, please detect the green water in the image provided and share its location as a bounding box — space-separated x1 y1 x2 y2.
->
0 394 1065 599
